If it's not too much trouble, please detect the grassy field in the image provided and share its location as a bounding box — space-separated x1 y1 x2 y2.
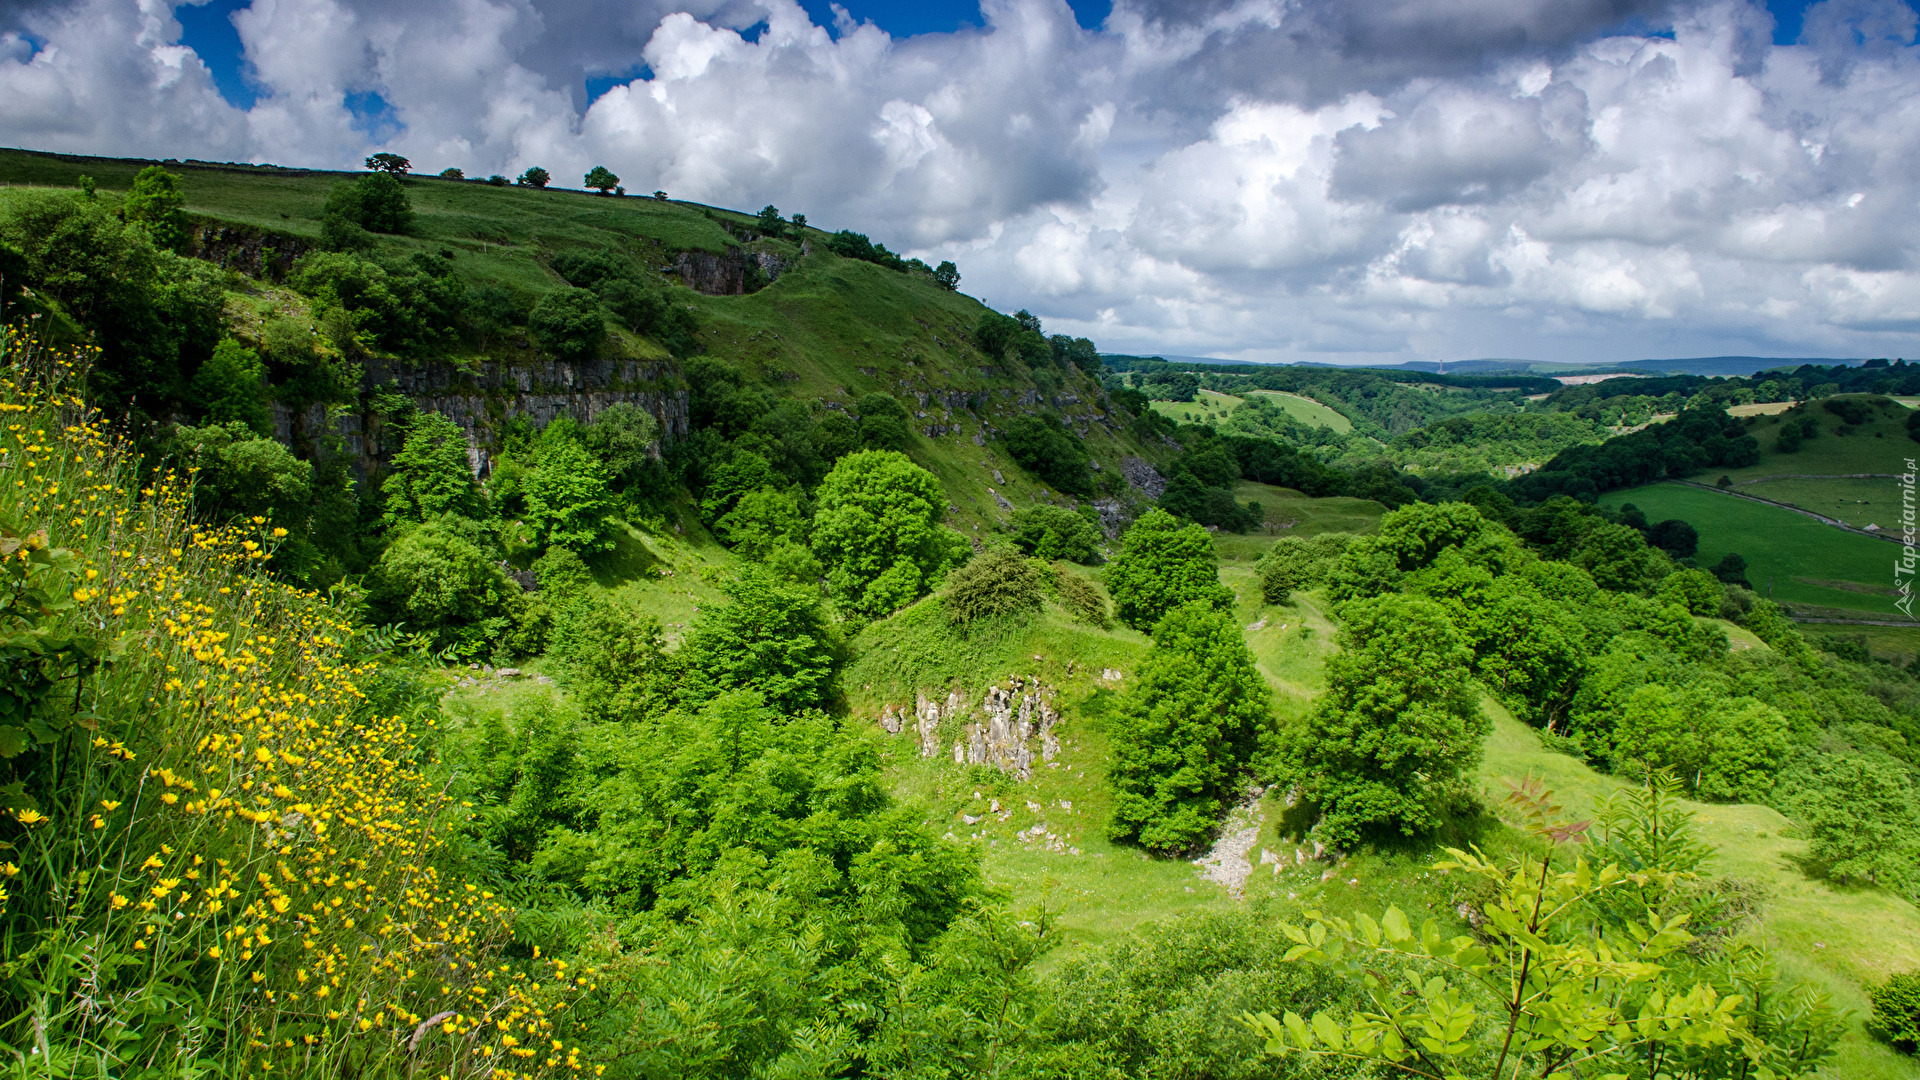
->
1213 483 1386 563
1599 483 1906 617
1244 389 1354 432
1737 476 1902 528
1150 388 1244 425
1729 401 1800 417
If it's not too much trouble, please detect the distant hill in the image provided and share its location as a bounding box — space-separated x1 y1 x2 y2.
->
1108 353 1870 379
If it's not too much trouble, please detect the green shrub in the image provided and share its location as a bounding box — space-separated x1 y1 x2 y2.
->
190 337 271 434
529 287 606 361
1009 504 1102 564
530 545 594 599
1655 567 1722 615
381 412 488 527
942 546 1045 625
1053 566 1110 628
856 392 913 451
1870 971 1920 1054
366 518 523 653
1255 532 1352 603
810 450 970 618
123 164 186 249
522 436 619 554
1003 413 1092 495
680 567 839 713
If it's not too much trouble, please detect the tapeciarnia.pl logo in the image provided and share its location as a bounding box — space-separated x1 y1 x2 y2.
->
1899 457 1916 618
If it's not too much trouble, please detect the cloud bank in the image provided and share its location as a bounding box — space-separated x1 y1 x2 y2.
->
4 0 1919 363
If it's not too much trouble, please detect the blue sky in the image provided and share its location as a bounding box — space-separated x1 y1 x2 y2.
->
176 0 1814 113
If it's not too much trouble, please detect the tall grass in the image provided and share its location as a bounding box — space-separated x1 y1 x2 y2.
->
0 329 588 1078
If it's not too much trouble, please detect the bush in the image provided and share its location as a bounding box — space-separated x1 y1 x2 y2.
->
1870 971 1920 1054
1010 504 1102 564
123 165 186 249
530 545 594 599
943 546 1045 625
1255 532 1353 603
1003 413 1092 495
522 436 620 554
366 518 523 654
381 412 488 526
529 287 606 360
517 167 550 188
190 338 271 435
1107 603 1274 854
1104 509 1233 631
679 567 839 713
856 392 913 451
1655 568 1723 616
582 402 660 491
323 171 413 235
1053 566 1110 627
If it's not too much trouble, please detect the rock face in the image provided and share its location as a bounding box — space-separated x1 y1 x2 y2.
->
1121 455 1166 499
271 355 688 478
672 249 787 295
183 220 312 281
877 677 1060 780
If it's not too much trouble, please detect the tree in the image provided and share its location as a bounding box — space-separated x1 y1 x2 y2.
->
809 450 970 618
190 338 272 435
1781 753 1920 893
522 436 620 554
933 260 960 291
1108 603 1273 854
582 402 660 491
856 392 913 451
755 204 786 237
1104 509 1233 631
1009 504 1102 564
1003 413 1092 495
1278 594 1486 847
584 166 620 194
1646 518 1699 558
715 488 808 560
438 167 464 179
790 213 806 230
123 165 186 250
1710 552 1752 588
653 190 668 200
365 152 411 173
1656 568 1722 615
366 518 521 651
680 567 838 713
164 421 313 522
529 287 605 360
942 546 1045 625
1256 534 1353 603
381 412 487 527
517 167 550 188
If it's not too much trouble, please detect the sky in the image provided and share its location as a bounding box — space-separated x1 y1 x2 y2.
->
3 0 1918 366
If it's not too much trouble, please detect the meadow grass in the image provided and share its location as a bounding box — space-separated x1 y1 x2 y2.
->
1148 388 1244 426
1598 483 1905 616
1725 401 1917 482
1738 476 1903 527
1218 483 1386 562
1242 389 1355 432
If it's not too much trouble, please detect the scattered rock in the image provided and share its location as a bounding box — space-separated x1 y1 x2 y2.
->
496 668 521 678
1192 798 1265 900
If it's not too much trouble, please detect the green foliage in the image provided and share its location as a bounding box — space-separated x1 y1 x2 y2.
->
1326 501 1514 601
584 166 620 193
366 518 523 654
518 167 550 188
1657 567 1723 615
1245 779 1835 1080
942 546 1045 626
189 337 272 435
0 190 222 413
582 402 660 491
754 204 786 237
1107 603 1274 854
365 152 411 173
1103 509 1233 632
810 450 969 618
522 436 620 554
714 487 808 560
825 229 908 270
856 391 912 451
1009 504 1102 564
382 412 487 527
529 287 606 361
548 598 676 722
529 544 594 598
680 568 839 713
323 171 413 234
1051 566 1109 628
166 420 311 520
1003 413 1093 495
1278 593 1486 847
1870 971 1920 1054
932 260 960 291
1613 687 1792 802
289 250 465 355
0 523 105 766
122 165 186 249
1779 753 1920 897
1255 532 1353 603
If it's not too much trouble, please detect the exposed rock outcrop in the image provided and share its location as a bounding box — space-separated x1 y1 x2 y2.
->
183 220 312 281
672 249 787 295
877 677 1060 781
1121 455 1166 499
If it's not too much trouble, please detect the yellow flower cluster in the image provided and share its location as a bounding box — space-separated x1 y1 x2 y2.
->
0 332 595 1077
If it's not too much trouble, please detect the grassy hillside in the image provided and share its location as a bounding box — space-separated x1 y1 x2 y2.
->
1598 483 1904 618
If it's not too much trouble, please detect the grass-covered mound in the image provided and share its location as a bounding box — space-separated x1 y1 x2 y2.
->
0 333 584 1075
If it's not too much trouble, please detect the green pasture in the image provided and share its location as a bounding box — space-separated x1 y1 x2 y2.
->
1737 476 1905 528
1149 388 1244 426
1728 398 1918 482
1211 483 1386 563
1243 389 1354 432
1600 483 1906 618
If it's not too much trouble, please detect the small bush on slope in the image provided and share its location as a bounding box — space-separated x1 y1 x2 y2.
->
0 334 585 1076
